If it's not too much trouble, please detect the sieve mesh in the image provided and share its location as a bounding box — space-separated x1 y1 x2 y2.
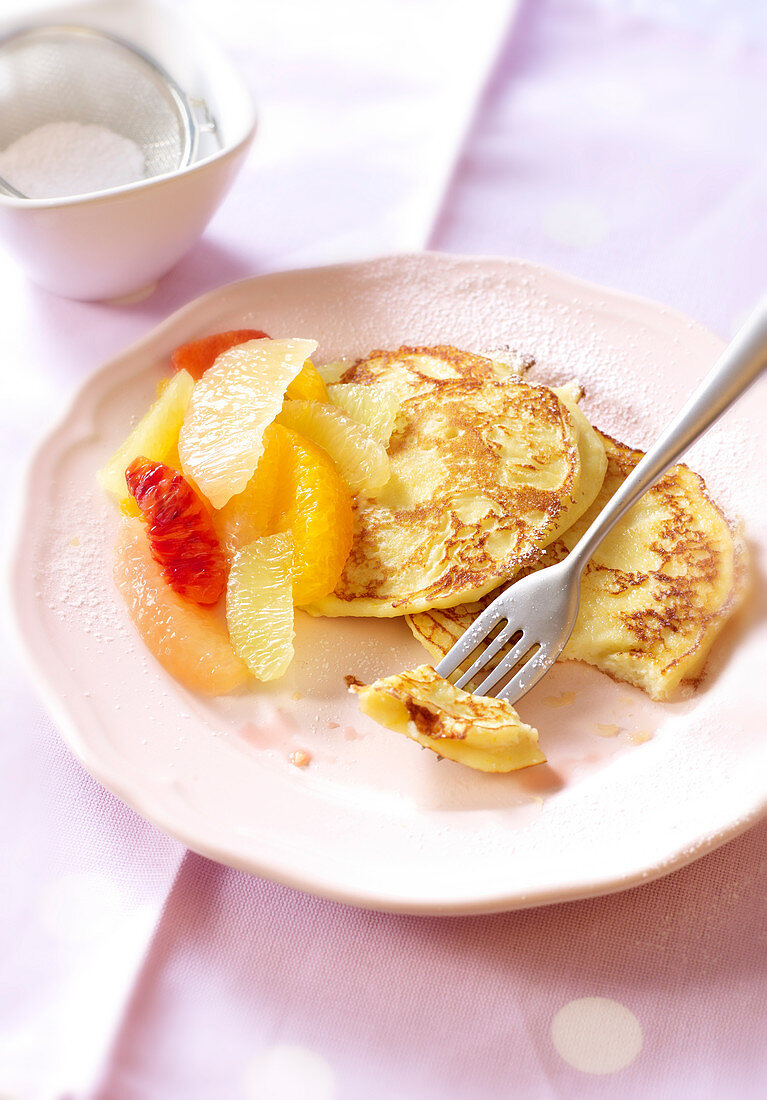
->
0 24 195 197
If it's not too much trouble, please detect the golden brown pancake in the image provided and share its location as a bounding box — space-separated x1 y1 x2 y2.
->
408 432 748 700
306 346 606 617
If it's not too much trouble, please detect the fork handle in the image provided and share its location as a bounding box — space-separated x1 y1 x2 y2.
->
568 298 767 571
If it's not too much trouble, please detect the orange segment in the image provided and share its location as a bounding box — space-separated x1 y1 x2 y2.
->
285 359 328 402
215 423 353 606
114 518 250 695
277 427 354 605
213 423 287 558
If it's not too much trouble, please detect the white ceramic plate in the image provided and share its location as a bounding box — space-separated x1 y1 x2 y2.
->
12 254 766 914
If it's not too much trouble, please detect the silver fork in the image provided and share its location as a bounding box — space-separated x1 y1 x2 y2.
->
436 301 767 704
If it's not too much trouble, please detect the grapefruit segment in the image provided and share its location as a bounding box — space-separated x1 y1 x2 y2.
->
114 518 249 696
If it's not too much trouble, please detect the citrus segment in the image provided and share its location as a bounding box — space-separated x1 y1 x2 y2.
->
98 368 194 499
126 458 227 605
214 424 354 606
327 382 400 446
178 337 317 510
170 328 270 379
114 518 249 695
226 533 295 681
277 399 390 494
276 427 355 605
213 423 287 559
285 360 328 402
315 358 352 384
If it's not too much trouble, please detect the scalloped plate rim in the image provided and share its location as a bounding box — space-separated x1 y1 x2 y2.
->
10 251 766 915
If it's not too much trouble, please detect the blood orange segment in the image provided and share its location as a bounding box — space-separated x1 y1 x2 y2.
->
277 399 390 494
226 533 295 681
98 368 194 499
126 458 227 605
178 337 318 510
327 382 400 446
285 359 328 402
170 329 270 379
114 518 249 696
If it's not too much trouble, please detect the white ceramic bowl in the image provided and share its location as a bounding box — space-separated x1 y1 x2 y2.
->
0 0 256 300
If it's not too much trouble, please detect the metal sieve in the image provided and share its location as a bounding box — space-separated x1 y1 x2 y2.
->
0 23 209 199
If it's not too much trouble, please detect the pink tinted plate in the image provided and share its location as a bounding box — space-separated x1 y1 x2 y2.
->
11 253 767 914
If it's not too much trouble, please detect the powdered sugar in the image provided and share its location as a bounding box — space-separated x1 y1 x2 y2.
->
0 121 146 199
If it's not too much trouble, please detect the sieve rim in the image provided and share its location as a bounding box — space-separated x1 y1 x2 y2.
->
0 22 197 200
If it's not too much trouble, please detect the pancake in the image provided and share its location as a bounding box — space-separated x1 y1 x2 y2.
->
408 432 749 701
306 346 606 617
349 664 545 773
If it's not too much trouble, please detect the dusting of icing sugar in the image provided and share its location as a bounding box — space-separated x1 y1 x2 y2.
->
0 121 146 199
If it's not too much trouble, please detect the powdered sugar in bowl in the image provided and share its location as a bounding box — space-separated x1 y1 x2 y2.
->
0 1 256 300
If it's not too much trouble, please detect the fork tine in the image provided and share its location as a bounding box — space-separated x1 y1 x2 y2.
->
496 645 559 705
435 602 508 680
473 634 537 697
453 623 524 691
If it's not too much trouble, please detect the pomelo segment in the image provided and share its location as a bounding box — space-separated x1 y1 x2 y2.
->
327 382 400 446
277 399 390 494
98 369 194 499
114 518 249 696
178 337 317 510
226 533 295 681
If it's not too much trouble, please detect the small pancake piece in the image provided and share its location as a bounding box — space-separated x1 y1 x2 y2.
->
307 346 606 617
408 433 748 700
350 664 545 773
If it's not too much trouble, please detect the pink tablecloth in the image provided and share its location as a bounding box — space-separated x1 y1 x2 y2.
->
2 1 766 1097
